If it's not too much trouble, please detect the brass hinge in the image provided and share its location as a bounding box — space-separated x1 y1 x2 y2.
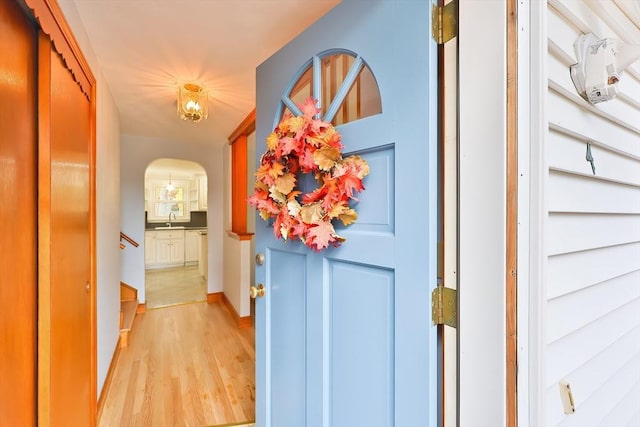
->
432 286 457 328
432 1 458 45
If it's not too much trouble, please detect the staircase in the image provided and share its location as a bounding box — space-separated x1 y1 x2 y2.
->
119 282 139 348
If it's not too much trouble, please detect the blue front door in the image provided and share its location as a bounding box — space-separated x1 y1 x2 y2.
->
254 1 438 426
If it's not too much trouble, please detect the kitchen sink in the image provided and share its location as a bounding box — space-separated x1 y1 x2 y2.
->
155 226 185 230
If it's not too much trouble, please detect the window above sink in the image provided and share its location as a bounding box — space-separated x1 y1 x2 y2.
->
145 178 191 223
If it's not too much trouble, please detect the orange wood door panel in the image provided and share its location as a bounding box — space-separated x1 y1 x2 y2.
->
0 1 38 425
47 45 93 427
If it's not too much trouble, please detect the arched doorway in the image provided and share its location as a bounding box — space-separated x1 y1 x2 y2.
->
144 158 208 309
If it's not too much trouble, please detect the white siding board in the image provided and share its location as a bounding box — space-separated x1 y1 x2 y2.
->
544 326 640 424
584 0 640 43
548 213 640 254
546 6 583 63
548 171 640 215
613 0 640 28
545 331 640 427
546 352 640 426
547 241 640 298
545 299 640 388
549 129 640 186
548 90 640 157
551 0 640 77
599 380 640 427
546 270 640 342
627 409 640 427
549 123 640 162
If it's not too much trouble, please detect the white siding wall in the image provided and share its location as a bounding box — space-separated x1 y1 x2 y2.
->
544 1 640 425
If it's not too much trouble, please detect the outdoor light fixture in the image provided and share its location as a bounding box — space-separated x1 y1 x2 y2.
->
570 33 640 104
177 83 208 123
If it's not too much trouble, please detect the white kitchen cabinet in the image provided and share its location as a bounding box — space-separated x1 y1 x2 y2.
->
146 229 184 268
144 231 157 265
198 231 208 279
185 230 200 264
198 177 207 210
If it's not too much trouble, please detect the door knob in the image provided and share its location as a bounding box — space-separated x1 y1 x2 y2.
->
250 284 265 299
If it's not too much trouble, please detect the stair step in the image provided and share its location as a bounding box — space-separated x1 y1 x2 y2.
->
121 300 137 332
120 282 138 301
119 300 138 348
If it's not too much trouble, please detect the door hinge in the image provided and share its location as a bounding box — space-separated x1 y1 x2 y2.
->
432 1 458 45
432 286 457 328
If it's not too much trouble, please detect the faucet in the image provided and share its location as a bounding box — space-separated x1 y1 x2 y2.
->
167 212 176 227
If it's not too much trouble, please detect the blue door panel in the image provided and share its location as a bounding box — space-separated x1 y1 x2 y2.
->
335 144 395 233
269 250 307 426
329 261 394 427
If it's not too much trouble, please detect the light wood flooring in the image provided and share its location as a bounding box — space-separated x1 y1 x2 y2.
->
99 302 255 427
145 265 207 309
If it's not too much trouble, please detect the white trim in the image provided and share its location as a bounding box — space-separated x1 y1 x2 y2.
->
458 1 507 424
517 0 532 425
523 1 549 426
443 0 458 424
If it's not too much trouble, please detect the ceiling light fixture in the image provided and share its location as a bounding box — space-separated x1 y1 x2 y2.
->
177 83 208 123
166 173 175 192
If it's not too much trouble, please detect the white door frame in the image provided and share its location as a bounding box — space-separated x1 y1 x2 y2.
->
458 1 508 424
442 0 458 424
517 1 548 426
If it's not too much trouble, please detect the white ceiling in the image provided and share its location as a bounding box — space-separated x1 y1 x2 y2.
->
61 0 341 147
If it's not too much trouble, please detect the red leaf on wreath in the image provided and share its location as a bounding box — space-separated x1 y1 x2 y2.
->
300 97 321 119
301 184 327 205
277 136 300 158
320 178 341 212
274 206 295 240
291 220 308 239
307 221 337 251
338 172 365 199
299 146 317 172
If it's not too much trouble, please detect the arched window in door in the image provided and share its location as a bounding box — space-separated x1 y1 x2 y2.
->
276 49 382 126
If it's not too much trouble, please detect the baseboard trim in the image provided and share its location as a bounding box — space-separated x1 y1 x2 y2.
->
207 292 223 304
136 303 146 314
97 337 121 422
222 293 252 329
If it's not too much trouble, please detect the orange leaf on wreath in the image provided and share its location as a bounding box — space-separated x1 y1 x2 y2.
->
314 146 341 171
275 173 296 195
266 132 279 151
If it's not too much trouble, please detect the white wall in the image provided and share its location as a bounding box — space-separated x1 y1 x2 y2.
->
57 0 122 397
120 135 225 302
526 1 640 425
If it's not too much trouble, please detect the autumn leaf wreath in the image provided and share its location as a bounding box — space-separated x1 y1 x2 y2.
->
248 98 369 251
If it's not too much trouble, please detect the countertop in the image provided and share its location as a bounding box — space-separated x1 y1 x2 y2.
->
145 226 207 231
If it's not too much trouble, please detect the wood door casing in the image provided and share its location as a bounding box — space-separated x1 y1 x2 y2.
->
0 1 38 425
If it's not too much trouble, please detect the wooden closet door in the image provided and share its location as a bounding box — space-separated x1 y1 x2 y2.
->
38 37 93 427
0 1 38 425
